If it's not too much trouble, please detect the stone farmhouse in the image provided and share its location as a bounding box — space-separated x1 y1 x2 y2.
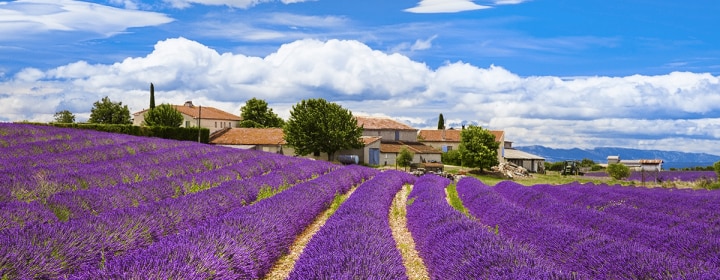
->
132 101 242 134
208 115 442 166
418 128 546 173
355 116 442 166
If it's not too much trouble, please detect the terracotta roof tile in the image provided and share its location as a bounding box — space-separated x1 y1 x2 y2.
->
418 129 504 142
210 128 285 145
134 104 241 121
362 136 382 145
355 116 416 131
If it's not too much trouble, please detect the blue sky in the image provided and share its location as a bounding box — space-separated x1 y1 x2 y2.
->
1 0 720 155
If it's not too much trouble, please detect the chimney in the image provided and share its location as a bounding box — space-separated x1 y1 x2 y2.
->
184 101 194 107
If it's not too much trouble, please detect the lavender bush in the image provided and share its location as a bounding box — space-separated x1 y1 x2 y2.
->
407 175 564 279
289 170 415 279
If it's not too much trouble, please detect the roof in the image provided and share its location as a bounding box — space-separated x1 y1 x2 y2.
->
504 149 545 160
134 103 241 121
621 159 663 165
380 141 442 154
362 136 382 145
210 128 285 145
355 116 416 131
418 129 505 142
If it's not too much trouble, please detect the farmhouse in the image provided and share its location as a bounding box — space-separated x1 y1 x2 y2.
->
418 128 506 165
133 101 242 134
355 116 442 166
503 141 545 173
607 155 663 171
210 127 286 153
208 127 384 164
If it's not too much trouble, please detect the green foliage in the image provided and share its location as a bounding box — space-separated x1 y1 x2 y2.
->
590 164 604 171
149 83 155 109
53 110 75 123
88 96 132 124
48 123 209 143
714 161 720 178
545 161 566 172
580 158 595 167
284 98 364 161
607 163 631 180
239 98 285 128
437 113 445 130
459 125 499 171
397 147 414 171
441 149 462 166
142 103 183 127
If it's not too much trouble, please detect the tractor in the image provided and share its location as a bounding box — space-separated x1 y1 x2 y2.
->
561 160 584 176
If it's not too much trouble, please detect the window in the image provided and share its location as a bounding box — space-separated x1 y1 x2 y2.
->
215 122 217 128
185 121 190 127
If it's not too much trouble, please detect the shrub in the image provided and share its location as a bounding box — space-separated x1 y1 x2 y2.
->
441 149 462 166
607 163 630 180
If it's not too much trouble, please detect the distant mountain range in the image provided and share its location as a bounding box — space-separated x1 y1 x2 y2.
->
514 145 720 169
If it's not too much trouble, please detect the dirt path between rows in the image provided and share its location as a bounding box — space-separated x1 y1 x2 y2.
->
263 187 358 280
390 185 430 280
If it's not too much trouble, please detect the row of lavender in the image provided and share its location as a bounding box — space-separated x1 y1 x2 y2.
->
457 178 720 278
0 124 356 278
288 170 416 279
0 123 311 230
70 165 377 279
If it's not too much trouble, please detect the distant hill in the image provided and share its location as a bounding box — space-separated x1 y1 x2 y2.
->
515 145 720 169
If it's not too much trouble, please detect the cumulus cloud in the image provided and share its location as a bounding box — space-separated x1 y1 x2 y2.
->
0 0 173 40
1 37 719 154
405 0 491 13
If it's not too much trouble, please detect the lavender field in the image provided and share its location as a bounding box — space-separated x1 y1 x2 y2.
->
1 123 719 279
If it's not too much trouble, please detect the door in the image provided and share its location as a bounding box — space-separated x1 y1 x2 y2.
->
369 148 380 166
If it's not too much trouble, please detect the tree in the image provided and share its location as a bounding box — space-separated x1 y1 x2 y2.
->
53 110 75 123
713 161 720 178
149 83 156 109
437 113 445 130
441 149 462 166
142 103 183 127
284 98 364 161
239 98 285 128
607 163 630 180
88 96 132 124
397 147 414 171
458 125 499 171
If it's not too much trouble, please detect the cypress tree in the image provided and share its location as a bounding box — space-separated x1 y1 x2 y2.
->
438 113 445 130
150 83 156 109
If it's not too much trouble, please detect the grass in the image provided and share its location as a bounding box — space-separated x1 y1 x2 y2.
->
443 165 632 186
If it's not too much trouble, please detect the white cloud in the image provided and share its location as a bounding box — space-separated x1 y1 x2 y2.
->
405 0 491 13
0 0 173 40
2 37 719 154
164 0 311 9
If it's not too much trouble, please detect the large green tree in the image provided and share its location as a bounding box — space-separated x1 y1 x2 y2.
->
88 96 132 124
284 98 364 161
239 98 285 128
142 103 183 127
459 125 499 171
53 110 75 123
